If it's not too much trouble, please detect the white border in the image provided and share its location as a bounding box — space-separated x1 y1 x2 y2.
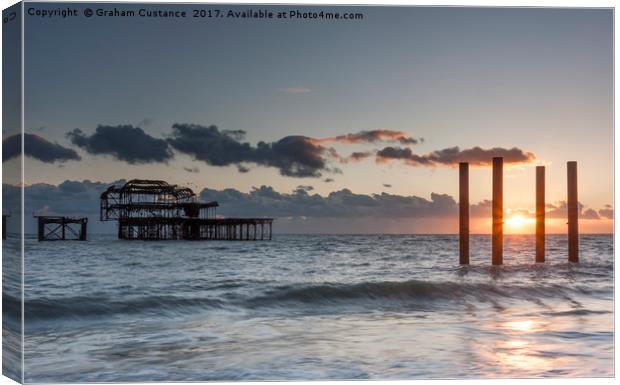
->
0 1 616 385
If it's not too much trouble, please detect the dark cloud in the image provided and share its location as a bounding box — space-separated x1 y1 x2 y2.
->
599 205 613 219
546 201 601 220
3 133 80 163
296 185 314 192
3 180 125 217
183 166 199 173
167 123 334 178
582 208 600 220
199 185 458 218
470 200 492 217
4 180 610 235
345 151 373 162
237 165 250 173
383 184 392 188
324 178 335 183
321 129 421 145
376 146 535 167
67 125 173 164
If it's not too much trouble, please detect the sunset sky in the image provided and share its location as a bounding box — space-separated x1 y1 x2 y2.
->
3 4 613 233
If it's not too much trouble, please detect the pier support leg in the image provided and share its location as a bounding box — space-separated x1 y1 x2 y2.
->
536 166 545 263
459 162 469 264
80 221 87 241
492 157 503 265
37 217 44 241
567 161 579 263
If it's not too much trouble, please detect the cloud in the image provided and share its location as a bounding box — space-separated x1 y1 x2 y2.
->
167 123 335 178
345 151 373 162
3 180 125 217
599 205 613 219
67 125 173 164
5 180 611 235
546 201 601 220
324 178 335 183
470 199 492 217
183 166 199 173
138 118 154 127
296 185 314 192
3 133 80 163
383 184 392 188
582 208 600 220
376 146 535 167
280 87 311 94
199 185 458 219
319 129 421 145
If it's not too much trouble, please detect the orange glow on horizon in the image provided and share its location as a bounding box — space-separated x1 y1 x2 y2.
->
470 216 612 235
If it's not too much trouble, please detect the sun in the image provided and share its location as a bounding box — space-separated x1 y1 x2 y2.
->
505 214 528 228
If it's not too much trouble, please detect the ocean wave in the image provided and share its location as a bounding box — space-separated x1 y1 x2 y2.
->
18 294 225 321
17 279 611 321
248 280 572 308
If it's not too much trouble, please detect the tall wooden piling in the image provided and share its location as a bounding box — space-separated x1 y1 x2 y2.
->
536 166 545 262
567 161 579 262
492 157 503 265
459 162 469 264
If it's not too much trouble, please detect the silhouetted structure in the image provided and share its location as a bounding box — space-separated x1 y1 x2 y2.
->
100 179 273 240
36 216 88 241
536 166 545 262
457 159 580 265
459 162 469 264
567 161 579 262
492 157 503 265
2 213 10 240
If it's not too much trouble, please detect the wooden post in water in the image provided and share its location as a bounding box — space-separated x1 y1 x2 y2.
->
459 162 469 264
492 157 503 265
536 166 545 263
567 161 579 262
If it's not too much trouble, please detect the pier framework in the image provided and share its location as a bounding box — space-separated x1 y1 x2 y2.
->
101 179 273 241
36 216 88 241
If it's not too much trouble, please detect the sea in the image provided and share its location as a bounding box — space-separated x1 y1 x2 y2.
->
2 234 614 382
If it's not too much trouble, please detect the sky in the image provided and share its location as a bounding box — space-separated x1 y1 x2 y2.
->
2 3 613 234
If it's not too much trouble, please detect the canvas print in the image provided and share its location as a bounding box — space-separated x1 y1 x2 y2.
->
2 1 614 382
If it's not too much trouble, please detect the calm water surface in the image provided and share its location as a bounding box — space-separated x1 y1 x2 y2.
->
4 234 614 381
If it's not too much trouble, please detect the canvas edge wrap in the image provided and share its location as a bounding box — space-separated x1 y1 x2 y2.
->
2 1 24 383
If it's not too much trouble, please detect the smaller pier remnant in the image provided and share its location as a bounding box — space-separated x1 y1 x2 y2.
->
536 166 545 263
459 162 469 264
36 216 88 241
2 213 10 240
492 157 503 265
567 161 579 262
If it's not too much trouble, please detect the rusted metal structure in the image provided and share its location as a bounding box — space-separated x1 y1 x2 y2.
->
36 216 88 241
100 179 273 240
536 166 545 262
457 159 580 265
492 157 503 265
459 162 469 264
567 161 579 262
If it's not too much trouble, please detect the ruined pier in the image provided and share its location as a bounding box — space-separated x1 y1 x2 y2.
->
101 179 273 241
36 216 88 241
